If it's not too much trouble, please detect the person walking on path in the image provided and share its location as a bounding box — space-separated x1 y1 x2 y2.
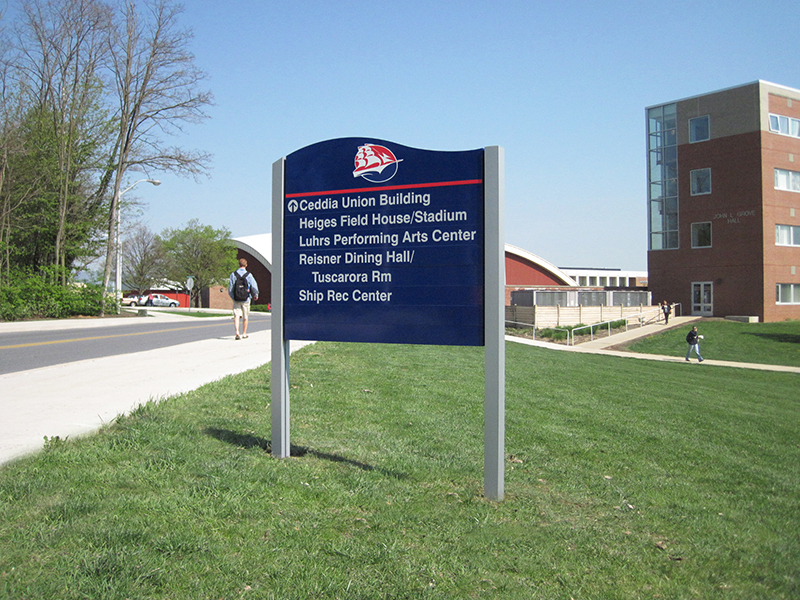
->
661 300 672 324
685 325 704 362
228 258 259 340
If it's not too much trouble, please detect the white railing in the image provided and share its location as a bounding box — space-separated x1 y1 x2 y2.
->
505 320 571 341
568 303 683 345
568 309 655 345
505 303 684 345
505 304 664 330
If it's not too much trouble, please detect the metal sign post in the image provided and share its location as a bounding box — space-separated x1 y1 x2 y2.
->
186 276 194 311
483 146 505 501
271 158 291 458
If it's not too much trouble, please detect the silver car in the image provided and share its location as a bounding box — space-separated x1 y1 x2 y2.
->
144 293 179 307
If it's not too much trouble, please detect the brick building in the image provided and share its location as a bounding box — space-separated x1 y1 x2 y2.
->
646 80 800 322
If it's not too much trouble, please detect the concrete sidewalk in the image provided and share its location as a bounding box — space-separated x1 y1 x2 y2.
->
0 310 311 465
507 315 800 374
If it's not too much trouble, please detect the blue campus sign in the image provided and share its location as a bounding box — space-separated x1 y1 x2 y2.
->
283 138 485 346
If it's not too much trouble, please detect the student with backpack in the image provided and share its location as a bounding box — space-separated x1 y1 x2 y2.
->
228 258 259 340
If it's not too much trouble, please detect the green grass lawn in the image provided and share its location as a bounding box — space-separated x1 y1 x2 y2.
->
1 341 798 599
624 319 800 367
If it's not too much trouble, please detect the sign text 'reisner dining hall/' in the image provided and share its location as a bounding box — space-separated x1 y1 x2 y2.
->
283 138 485 346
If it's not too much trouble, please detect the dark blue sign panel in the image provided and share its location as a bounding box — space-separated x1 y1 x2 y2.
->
283 138 484 346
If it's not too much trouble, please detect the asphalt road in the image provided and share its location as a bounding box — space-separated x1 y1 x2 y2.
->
0 313 272 375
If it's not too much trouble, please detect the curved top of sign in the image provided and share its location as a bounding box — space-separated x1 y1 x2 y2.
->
285 137 484 196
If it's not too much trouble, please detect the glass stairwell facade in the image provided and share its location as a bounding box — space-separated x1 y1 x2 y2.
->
647 104 679 250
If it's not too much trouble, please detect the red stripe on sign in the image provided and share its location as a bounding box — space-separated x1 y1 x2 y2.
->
285 179 483 199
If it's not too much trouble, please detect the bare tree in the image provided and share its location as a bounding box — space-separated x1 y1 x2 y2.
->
121 221 164 293
100 0 212 313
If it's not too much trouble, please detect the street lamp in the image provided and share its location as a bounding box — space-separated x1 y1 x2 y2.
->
115 178 161 312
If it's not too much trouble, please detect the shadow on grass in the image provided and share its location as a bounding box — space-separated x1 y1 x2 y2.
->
203 427 407 479
743 332 800 344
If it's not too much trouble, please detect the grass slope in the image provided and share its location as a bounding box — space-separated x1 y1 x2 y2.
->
625 319 800 367
0 341 798 599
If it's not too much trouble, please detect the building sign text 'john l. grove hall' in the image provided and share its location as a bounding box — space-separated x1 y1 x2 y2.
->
282 138 485 346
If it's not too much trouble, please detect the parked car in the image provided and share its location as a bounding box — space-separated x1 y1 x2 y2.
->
143 293 179 307
124 294 144 307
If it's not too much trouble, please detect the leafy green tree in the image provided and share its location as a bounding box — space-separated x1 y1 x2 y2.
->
2 108 62 273
3 105 107 278
159 220 236 308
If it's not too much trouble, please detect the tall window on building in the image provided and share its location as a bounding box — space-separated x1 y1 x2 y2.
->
776 283 800 304
647 104 679 250
689 115 710 142
690 168 712 195
775 168 800 192
691 222 712 248
776 224 800 246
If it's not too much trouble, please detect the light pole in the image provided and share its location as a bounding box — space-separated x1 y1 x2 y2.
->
115 178 161 312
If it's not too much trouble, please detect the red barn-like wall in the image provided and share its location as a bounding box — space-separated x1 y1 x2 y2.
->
505 254 571 286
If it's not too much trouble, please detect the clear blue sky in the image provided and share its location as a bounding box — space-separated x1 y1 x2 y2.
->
126 0 800 271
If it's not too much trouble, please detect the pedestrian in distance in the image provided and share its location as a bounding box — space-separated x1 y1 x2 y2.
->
661 300 672 325
228 258 259 340
685 325 704 362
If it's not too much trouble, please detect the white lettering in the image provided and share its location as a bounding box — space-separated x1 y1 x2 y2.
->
299 235 330 247
432 229 477 242
299 216 337 231
299 290 324 304
341 195 376 209
298 197 339 211
340 214 368 227
379 192 431 207
299 253 341 265
372 212 413 225
386 250 415 263
334 232 399 247
413 209 468 223
402 230 428 243
312 271 368 283
345 251 383 267
352 289 393 302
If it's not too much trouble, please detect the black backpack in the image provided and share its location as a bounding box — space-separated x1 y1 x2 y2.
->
233 271 251 301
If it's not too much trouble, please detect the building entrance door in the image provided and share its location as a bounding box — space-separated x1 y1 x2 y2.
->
692 282 713 316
